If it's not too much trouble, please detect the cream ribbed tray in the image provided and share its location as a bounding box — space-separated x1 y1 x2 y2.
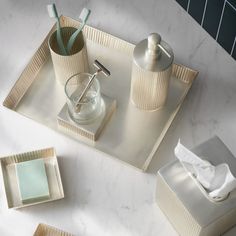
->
3 16 198 171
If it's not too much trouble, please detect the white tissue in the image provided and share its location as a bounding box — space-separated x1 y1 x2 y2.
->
174 141 236 199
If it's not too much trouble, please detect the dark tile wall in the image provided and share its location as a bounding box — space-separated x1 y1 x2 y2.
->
188 0 206 24
176 0 189 10
176 0 236 60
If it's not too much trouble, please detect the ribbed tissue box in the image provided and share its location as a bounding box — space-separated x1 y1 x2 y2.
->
156 136 236 236
16 159 50 204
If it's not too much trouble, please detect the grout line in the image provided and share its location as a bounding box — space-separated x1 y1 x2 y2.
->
201 0 208 26
187 0 190 12
231 37 236 55
226 0 236 11
216 0 226 41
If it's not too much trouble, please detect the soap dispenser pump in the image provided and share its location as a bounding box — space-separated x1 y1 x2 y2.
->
130 33 174 110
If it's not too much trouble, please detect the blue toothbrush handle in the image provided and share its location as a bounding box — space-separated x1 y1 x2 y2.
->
56 20 67 55
66 22 85 54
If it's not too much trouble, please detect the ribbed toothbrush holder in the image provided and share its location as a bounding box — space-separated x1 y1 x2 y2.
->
48 27 89 85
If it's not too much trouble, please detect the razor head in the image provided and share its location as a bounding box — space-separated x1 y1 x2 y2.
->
93 60 111 77
47 3 58 18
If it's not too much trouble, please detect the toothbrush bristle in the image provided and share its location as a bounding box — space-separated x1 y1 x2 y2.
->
47 3 58 18
79 8 91 22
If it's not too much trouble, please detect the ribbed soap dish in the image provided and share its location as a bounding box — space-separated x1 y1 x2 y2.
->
0 148 64 209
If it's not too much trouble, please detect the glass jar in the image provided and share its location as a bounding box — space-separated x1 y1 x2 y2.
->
65 73 104 124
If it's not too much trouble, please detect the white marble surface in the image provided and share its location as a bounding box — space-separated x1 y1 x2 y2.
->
0 0 236 235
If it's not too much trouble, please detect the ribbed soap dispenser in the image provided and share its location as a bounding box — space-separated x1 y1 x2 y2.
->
130 33 174 110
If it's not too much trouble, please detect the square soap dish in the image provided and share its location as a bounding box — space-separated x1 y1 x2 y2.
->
0 147 64 209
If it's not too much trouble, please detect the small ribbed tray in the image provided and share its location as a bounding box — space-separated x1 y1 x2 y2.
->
0 148 64 209
3 16 198 171
33 223 73 236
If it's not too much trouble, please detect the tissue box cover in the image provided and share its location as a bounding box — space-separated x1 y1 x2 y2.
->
156 136 236 236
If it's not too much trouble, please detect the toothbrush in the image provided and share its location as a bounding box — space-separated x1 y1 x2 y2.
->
66 8 91 54
75 60 110 112
47 3 67 55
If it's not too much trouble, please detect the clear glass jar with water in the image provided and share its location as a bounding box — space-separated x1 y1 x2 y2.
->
65 73 104 124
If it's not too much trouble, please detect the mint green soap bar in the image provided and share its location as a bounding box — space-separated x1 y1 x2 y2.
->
16 159 50 203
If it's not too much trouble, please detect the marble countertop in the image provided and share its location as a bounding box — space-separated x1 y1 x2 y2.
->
0 0 236 235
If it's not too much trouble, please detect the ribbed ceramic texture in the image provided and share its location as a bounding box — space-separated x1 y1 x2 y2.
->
172 63 197 83
49 27 89 85
58 119 94 140
34 224 73 236
2 29 52 110
156 174 201 236
131 64 172 110
156 165 236 236
0 148 54 165
60 16 134 56
0 148 64 209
